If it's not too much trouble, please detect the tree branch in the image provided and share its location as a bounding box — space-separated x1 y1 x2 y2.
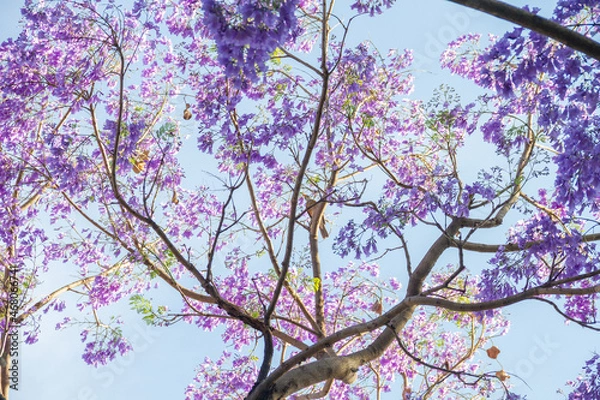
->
15 262 124 324
252 0 333 391
451 232 600 253
406 219 461 295
406 283 600 311
253 304 417 400
248 277 600 399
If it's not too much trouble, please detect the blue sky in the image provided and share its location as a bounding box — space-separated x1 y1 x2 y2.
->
1 0 598 399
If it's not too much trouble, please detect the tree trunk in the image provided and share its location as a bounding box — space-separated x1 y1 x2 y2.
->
0 333 10 400
247 304 417 399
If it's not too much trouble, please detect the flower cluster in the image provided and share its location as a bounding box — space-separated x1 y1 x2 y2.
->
184 352 259 400
567 353 600 399
441 2 600 213
350 0 396 16
82 334 132 367
201 0 299 86
479 210 600 307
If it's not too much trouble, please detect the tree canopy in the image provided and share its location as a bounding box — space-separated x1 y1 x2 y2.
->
0 0 599 399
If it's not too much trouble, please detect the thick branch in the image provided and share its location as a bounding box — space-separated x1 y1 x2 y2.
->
252 304 416 400
407 284 600 311
406 220 461 295
451 232 600 253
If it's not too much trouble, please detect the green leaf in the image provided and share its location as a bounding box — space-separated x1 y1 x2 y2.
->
312 277 321 292
129 294 152 314
271 48 284 66
156 122 177 139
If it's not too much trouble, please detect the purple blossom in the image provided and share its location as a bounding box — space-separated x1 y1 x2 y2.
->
351 0 396 16
201 0 299 87
88 275 124 309
82 336 132 367
567 353 600 399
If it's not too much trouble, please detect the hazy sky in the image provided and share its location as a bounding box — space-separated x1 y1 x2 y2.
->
1 1 597 399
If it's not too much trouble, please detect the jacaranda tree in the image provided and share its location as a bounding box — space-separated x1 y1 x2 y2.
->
0 0 599 398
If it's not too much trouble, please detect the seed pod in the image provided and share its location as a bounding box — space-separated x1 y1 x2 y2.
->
138 149 149 161
370 300 383 315
486 345 500 359
132 149 149 174
183 103 192 120
495 370 509 381
132 160 145 174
